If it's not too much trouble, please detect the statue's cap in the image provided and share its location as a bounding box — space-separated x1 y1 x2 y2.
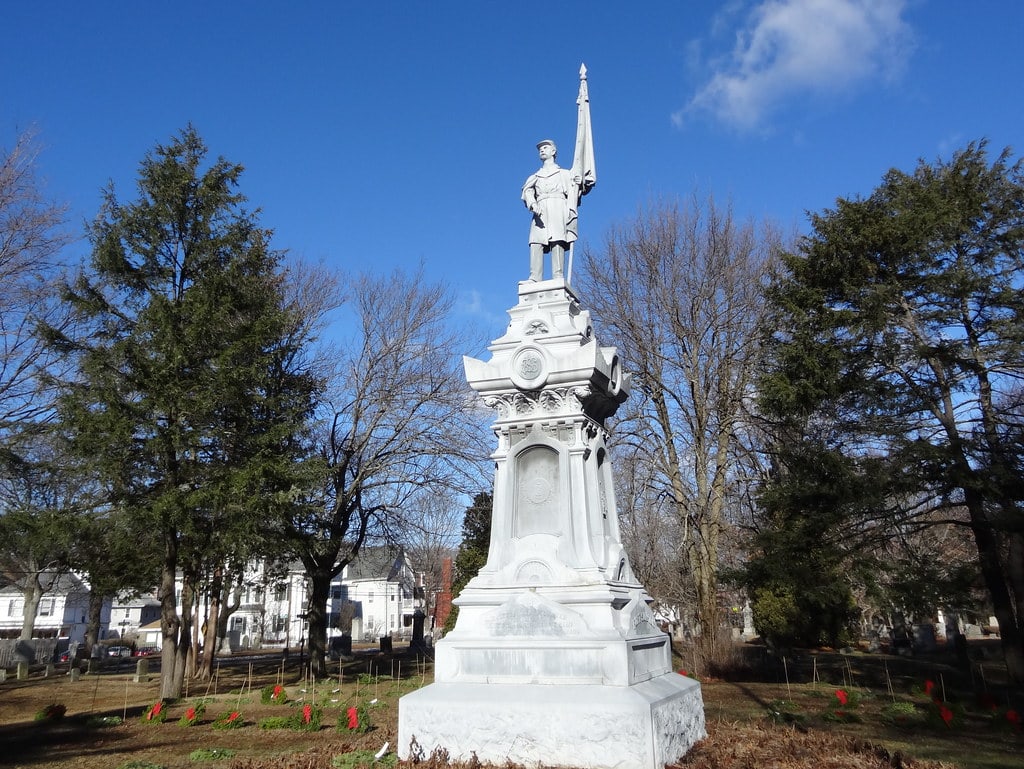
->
536 139 556 149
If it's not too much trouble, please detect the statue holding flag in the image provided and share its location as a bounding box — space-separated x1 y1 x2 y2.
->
521 64 596 282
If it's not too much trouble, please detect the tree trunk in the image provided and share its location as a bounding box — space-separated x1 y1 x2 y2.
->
84 590 104 652
19 578 44 641
306 567 332 678
159 530 182 700
199 568 224 680
964 491 1024 684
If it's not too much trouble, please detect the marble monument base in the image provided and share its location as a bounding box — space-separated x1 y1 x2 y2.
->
398 675 705 769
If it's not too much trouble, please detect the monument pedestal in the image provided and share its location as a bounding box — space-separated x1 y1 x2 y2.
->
400 678 704 769
399 281 705 768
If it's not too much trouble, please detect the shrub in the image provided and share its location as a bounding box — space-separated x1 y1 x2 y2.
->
211 711 244 730
178 701 206 727
880 701 924 728
293 703 323 731
260 684 288 705
34 703 67 721
332 750 397 769
189 748 236 761
141 701 166 724
338 703 371 733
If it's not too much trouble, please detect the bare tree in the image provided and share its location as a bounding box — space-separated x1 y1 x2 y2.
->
398 488 465 629
577 195 778 661
283 267 487 676
0 129 70 438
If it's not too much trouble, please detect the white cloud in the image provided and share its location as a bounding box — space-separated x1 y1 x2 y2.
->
678 0 914 131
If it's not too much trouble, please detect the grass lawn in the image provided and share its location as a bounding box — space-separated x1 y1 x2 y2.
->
0 642 1020 769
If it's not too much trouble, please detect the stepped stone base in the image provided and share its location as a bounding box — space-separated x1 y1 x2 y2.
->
398 676 705 769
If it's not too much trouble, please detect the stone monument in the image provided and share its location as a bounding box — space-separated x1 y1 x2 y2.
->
398 66 705 769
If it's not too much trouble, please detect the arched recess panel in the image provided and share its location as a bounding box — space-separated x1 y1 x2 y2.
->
514 445 560 537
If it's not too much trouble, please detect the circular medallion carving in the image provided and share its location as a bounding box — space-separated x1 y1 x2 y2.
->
510 345 549 391
518 351 543 380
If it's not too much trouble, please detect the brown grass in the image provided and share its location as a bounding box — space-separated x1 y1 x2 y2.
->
0 643 1021 769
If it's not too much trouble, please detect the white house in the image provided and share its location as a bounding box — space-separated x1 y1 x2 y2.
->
336 547 420 641
6 548 424 652
0 572 109 644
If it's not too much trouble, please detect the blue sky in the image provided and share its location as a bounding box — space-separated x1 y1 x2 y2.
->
3 1 1022 338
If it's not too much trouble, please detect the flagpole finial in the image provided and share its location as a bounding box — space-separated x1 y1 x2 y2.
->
579 63 587 80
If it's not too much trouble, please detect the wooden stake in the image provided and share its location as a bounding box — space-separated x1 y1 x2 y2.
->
123 677 130 722
783 657 791 699
940 673 946 703
884 661 895 702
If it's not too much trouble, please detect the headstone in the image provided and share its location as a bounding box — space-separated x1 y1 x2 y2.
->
16 661 28 681
133 658 149 683
379 636 392 654
399 66 705 769
69 667 81 682
913 623 937 653
410 609 427 653
742 601 756 640
0 668 6 683
44 663 55 678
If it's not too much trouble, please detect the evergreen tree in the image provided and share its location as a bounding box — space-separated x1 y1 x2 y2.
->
759 141 1024 680
46 127 319 697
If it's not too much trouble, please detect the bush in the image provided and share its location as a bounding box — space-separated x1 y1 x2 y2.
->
34 703 66 722
211 711 244 729
332 750 397 769
260 684 288 704
141 701 166 725
189 748 236 761
293 704 323 731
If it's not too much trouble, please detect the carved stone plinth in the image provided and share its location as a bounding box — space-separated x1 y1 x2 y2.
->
398 281 705 769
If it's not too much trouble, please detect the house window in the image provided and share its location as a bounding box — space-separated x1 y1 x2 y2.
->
332 589 342 600
39 599 55 617
368 591 374 603
8 599 23 616
274 584 287 602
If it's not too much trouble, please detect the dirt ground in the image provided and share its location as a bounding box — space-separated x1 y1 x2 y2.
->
1 644 1021 769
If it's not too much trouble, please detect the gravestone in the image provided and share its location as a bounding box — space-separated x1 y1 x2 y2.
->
0 668 6 683
16 661 28 681
398 67 705 769
133 658 149 683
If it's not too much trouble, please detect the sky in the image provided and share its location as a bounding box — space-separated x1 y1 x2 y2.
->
3 0 1023 340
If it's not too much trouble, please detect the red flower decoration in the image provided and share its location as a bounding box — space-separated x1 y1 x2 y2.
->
347 706 359 730
303 704 312 724
1007 710 1021 726
185 707 196 720
835 689 849 706
145 702 163 721
273 684 283 699
938 704 953 727
924 680 935 696
227 711 240 722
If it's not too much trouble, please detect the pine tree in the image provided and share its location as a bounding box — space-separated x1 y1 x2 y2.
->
46 127 319 697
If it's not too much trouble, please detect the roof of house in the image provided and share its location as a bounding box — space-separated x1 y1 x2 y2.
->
345 547 407 582
0 571 89 595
